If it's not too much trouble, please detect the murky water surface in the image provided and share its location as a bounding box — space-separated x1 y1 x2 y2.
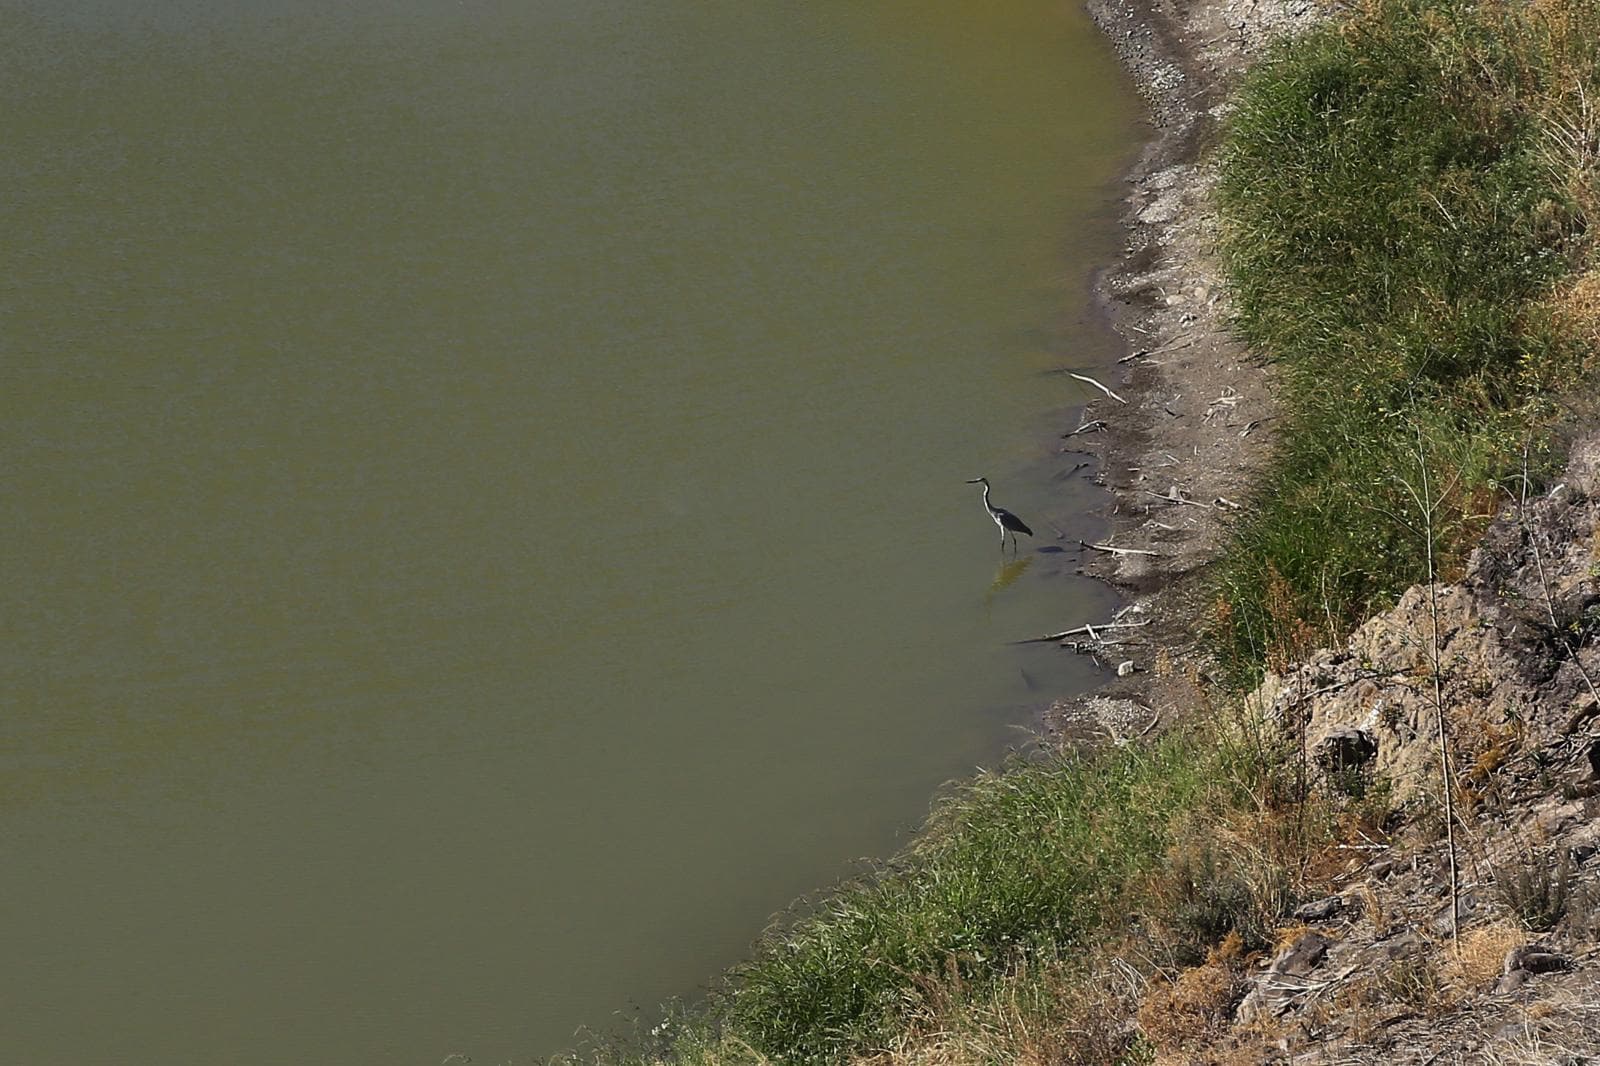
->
0 2 1139 1061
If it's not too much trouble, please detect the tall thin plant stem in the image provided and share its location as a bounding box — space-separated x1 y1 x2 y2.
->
1413 427 1461 952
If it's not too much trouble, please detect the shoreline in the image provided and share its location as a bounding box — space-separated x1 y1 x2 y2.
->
1044 0 1320 739
623 2 1600 1058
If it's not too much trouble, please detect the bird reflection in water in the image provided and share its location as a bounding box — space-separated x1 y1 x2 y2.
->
984 554 1033 606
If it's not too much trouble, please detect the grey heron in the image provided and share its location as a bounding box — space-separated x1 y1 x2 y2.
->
966 477 1033 552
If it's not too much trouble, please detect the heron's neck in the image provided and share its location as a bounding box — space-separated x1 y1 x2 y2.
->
980 481 992 507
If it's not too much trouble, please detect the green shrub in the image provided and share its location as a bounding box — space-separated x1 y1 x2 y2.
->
719 735 1218 1063
1209 0 1596 685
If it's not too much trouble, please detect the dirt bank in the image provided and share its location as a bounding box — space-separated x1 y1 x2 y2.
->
1044 0 1323 741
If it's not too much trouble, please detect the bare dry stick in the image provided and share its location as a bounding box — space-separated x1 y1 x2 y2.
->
1012 620 1151 645
1063 419 1108 438
1142 488 1213 509
1407 426 1461 954
1079 541 1160 557
1068 372 1128 404
1060 639 1139 656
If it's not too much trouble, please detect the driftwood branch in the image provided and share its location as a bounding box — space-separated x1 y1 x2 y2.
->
1068 372 1128 405
1080 540 1160 557
1143 488 1212 509
1121 337 1198 365
1013 620 1152 645
1063 419 1108 438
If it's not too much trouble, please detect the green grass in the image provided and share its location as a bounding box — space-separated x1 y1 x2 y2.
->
566 720 1330 1066
1209 0 1597 685
719 735 1219 1063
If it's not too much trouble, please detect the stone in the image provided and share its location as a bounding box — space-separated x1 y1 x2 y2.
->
1426 888 1487 935
1292 895 1345 922
1271 931 1331 978
1494 968 1533 995
1504 944 1572 975
1317 728 1377 773
1563 693 1599 734
1234 932 1335 1026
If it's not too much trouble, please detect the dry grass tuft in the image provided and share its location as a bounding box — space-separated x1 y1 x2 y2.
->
1137 934 1251 1057
1351 882 1388 937
1547 271 1600 355
1322 948 1444 1046
856 955 1146 1066
1443 919 1527 995
1144 810 1301 959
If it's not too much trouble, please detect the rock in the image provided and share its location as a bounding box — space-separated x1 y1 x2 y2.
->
1272 931 1331 978
1536 801 1583 834
1316 728 1377 773
1562 693 1598 734
1494 968 1533 995
1292 895 1345 922
1234 932 1333 1026
1139 199 1180 225
1117 660 1137 677
1430 891 1485 936
1504 944 1572 975
1373 932 1423 961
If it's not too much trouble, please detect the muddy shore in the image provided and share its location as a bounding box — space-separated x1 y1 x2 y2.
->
1044 0 1322 739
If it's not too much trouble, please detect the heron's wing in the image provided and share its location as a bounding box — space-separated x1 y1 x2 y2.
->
999 509 1033 536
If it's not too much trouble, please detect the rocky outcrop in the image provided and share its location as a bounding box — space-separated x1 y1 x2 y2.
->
1205 436 1600 1062
1248 434 1600 808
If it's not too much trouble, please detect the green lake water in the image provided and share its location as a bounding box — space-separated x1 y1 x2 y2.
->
0 1 1141 1061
